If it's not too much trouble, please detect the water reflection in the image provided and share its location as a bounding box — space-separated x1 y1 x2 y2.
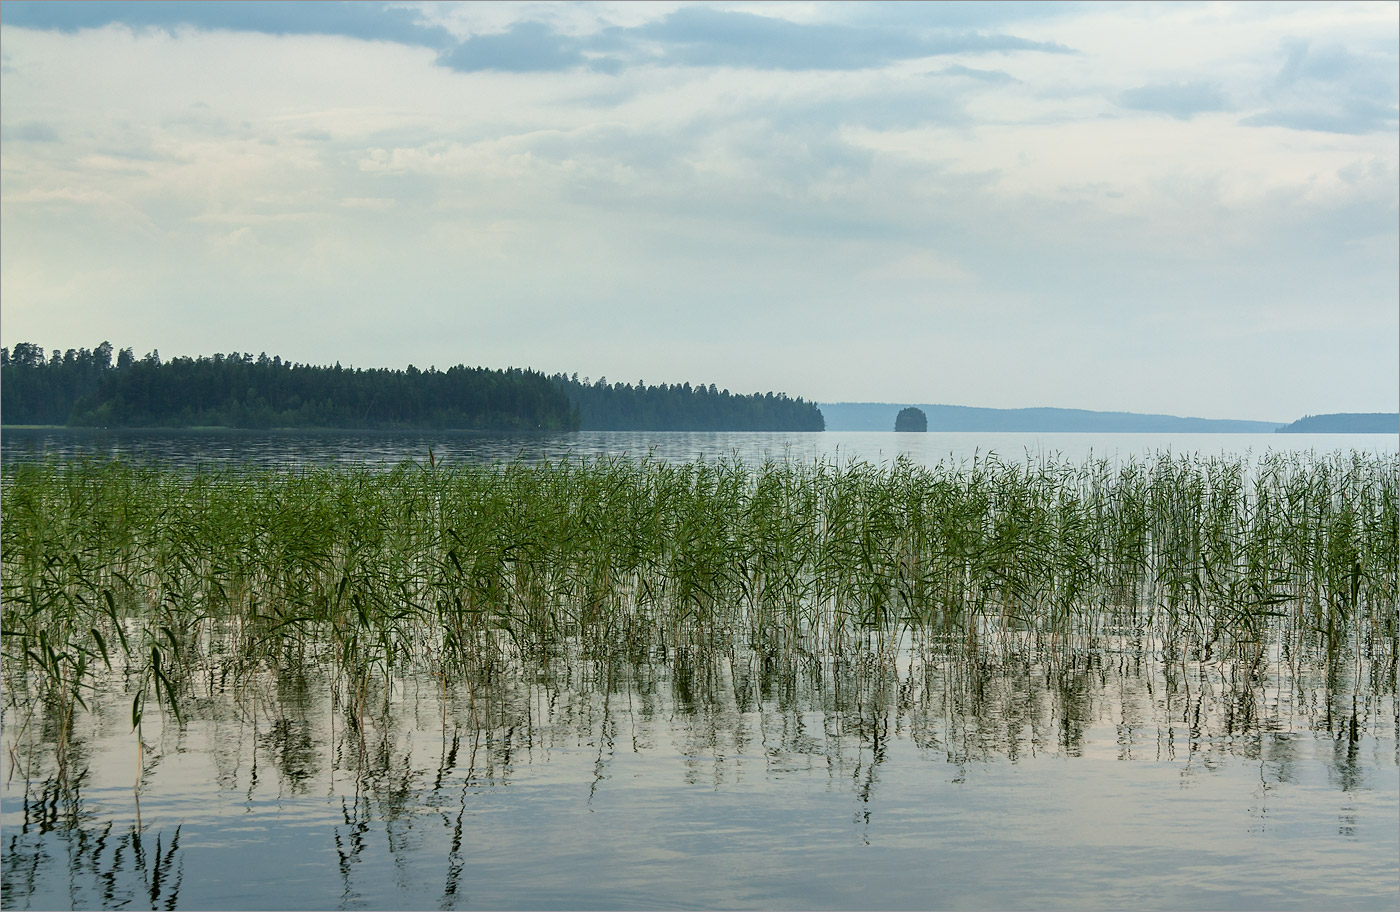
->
4 427 1395 472
4 631 1395 909
0 428 833 470
3 778 184 910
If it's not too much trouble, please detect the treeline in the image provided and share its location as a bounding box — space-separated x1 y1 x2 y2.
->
0 343 827 431
551 374 824 431
1 343 579 431
1276 413 1399 434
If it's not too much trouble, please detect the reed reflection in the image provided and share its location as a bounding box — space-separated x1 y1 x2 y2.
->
2 774 184 910
3 622 1394 910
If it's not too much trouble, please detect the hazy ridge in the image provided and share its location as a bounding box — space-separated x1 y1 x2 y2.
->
821 402 1284 433
1275 413 1399 434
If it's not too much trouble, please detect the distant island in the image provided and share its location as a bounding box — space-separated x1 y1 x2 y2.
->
0 343 824 432
1275 413 1399 434
821 402 1283 433
894 407 927 432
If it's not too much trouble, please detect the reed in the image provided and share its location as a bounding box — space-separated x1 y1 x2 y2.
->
3 451 1396 732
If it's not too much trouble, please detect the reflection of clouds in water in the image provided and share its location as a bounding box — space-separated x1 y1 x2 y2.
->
3 631 1395 908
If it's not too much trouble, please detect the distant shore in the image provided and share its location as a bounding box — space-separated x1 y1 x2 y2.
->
1275 413 1399 434
819 403 1399 434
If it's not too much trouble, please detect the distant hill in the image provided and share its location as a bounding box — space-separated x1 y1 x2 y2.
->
819 402 1282 433
1275 413 1399 434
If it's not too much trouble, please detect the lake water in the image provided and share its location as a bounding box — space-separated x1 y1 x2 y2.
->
2 427 1396 469
3 429 1398 910
4 639 1397 911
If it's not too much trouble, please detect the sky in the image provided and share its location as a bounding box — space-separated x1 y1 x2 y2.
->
1 1 1396 421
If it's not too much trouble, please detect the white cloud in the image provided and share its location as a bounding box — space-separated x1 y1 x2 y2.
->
866 251 976 285
1 2 1396 418
340 196 398 210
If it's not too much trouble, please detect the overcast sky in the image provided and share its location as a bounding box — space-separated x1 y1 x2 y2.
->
2 1 1396 420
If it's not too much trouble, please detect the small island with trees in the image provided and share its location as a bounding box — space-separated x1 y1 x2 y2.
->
894 406 928 432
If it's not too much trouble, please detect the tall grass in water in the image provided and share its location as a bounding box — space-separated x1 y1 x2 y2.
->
2 452 1396 746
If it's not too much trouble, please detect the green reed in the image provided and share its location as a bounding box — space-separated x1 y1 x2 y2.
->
3 451 1396 735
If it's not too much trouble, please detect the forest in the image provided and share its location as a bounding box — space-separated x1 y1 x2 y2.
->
551 373 824 431
0 343 578 431
1275 412 1399 434
0 343 825 432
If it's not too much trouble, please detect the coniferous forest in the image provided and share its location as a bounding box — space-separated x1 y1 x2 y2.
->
1 343 578 431
550 374 824 431
0 343 825 432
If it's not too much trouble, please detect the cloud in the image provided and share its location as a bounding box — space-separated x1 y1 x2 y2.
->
628 7 1074 71
769 88 969 132
339 197 396 211
1243 39 1399 134
630 7 1064 70
438 21 588 73
1 0 455 48
6 187 159 230
1118 82 1228 120
212 225 258 249
934 64 1019 84
2 2 1395 418
1273 37 1367 88
839 1 1087 31
1243 100 1399 135
3 120 61 142
6 2 1076 76
439 7 1074 74
160 101 233 133
869 250 975 284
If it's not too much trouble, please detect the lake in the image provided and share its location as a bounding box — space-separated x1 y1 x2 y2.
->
2 427 1396 469
2 429 1397 911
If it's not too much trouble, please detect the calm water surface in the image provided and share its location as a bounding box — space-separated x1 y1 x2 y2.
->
2 427 1396 469
3 429 1397 910
5 638 1397 911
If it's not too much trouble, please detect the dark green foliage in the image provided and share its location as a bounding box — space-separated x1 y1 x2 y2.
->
894 407 927 432
1 342 826 432
1 343 580 431
1 342 115 425
551 374 825 431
